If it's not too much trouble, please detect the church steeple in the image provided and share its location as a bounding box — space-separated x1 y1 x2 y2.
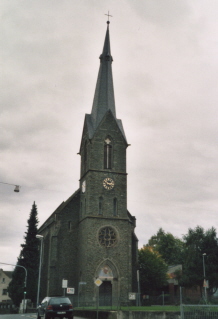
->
80 21 127 156
91 21 116 130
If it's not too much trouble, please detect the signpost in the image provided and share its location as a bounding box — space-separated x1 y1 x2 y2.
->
78 282 87 307
94 278 102 319
62 279 68 296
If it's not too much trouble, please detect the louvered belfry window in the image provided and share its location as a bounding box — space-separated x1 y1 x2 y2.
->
113 198 117 216
104 138 112 169
84 140 87 171
99 197 103 215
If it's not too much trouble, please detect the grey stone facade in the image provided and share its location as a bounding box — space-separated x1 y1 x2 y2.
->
38 22 138 305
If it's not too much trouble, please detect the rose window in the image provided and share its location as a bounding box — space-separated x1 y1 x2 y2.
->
98 227 117 247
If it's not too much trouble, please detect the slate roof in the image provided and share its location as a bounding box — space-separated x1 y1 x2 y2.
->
4 271 12 278
0 269 12 278
84 22 127 144
38 189 80 232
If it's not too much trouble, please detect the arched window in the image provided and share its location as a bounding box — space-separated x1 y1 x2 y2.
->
99 197 103 215
104 137 112 169
113 198 118 216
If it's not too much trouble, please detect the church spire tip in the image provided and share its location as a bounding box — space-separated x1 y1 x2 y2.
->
105 11 112 25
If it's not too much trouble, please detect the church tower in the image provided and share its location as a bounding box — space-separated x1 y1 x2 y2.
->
38 21 137 307
78 21 137 305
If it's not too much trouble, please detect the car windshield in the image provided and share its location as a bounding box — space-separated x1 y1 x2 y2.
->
50 298 70 305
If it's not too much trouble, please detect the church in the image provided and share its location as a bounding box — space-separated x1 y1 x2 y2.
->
38 20 138 306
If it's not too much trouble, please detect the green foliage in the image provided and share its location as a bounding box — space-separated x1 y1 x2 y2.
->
145 226 218 296
7 258 26 307
181 226 218 294
8 202 39 306
138 246 168 296
148 228 184 265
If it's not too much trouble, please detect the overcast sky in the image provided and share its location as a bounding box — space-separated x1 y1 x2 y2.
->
1 0 218 271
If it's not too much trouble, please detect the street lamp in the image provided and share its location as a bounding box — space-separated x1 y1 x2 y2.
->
202 253 207 302
137 270 141 306
0 181 20 192
36 235 43 307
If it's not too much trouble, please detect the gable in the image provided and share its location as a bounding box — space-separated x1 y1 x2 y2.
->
91 110 128 146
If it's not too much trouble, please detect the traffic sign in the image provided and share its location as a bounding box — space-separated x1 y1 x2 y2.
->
62 279 68 288
129 292 136 300
94 278 102 287
67 288 75 294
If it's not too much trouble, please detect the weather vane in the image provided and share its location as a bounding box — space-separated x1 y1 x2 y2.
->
105 11 112 23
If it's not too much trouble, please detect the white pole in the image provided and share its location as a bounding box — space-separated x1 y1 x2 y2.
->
202 253 207 302
36 235 43 306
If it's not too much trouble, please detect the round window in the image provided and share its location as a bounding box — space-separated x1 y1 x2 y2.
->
98 227 117 248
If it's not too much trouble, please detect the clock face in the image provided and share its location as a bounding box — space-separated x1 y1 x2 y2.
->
82 180 86 193
103 178 114 190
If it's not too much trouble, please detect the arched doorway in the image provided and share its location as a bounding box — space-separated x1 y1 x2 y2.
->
97 264 115 306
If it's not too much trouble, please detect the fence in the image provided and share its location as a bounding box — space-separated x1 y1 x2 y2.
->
180 305 218 319
0 302 15 314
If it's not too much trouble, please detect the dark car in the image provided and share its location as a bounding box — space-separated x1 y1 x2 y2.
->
37 296 73 319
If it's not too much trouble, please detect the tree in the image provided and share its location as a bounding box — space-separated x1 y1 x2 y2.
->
181 226 218 295
138 246 168 296
148 228 184 265
8 202 39 306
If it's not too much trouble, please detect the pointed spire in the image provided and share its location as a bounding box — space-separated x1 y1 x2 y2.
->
91 21 116 129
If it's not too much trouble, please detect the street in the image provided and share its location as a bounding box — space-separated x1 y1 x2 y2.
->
0 315 86 319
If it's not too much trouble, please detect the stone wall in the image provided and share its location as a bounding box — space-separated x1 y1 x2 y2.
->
73 310 181 319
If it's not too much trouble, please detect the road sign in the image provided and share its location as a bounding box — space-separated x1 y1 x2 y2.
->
129 292 136 300
67 288 75 294
62 279 68 288
94 278 102 287
79 282 87 285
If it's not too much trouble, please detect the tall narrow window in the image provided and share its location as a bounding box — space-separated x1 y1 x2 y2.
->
113 198 118 216
99 197 103 215
80 202 82 217
104 138 112 169
2 289 7 295
68 221 72 231
83 140 87 172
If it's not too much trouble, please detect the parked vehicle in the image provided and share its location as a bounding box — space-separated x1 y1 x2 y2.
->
37 296 73 319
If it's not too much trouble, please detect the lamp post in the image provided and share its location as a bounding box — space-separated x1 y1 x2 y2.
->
202 253 207 302
36 235 43 307
137 270 141 306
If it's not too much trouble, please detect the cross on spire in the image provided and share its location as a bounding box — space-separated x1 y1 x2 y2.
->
105 11 112 23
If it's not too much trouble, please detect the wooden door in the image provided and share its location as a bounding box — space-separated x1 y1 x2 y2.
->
99 281 112 306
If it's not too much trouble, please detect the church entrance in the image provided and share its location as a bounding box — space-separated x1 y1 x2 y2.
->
99 281 112 306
